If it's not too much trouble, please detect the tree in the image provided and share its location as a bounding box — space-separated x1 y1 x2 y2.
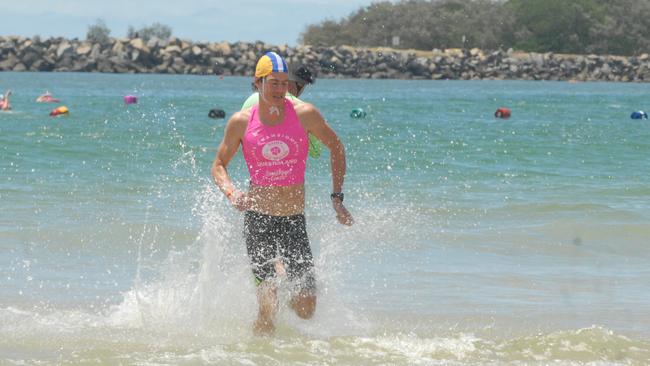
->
587 0 650 55
299 0 509 50
129 22 173 41
300 20 349 46
136 22 172 41
127 25 137 39
344 1 398 47
298 0 650 55
504 0 606 53
86 19 111 44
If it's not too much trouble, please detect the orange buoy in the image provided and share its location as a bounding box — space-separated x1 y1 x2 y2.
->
49 106 69 117
494 107 511 119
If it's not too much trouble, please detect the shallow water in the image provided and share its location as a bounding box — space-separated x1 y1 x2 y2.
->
1 72 649 365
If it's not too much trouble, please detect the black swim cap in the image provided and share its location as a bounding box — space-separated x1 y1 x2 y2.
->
289 65 315 85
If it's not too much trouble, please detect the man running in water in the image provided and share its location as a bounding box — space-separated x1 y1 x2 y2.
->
211 52 353 334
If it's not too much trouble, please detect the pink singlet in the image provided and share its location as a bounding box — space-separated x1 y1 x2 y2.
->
242 99 309 186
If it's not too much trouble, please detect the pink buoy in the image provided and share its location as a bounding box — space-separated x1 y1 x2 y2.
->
124 95 138 105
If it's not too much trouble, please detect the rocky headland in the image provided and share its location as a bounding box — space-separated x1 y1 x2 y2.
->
2 35 650 82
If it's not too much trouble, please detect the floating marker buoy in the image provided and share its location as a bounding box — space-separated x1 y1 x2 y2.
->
208 108 226 119
49 106 69 117
350 108 366 119
36 93 60 103
124 95 138 105
494 107 511 119
630 111 648 119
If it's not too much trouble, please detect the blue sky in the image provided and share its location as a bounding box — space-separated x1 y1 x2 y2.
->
0 0 376 45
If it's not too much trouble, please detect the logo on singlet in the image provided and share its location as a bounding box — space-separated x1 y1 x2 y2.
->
262 140 290 161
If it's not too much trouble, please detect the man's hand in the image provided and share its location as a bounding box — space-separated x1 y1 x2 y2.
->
332 200 354 226
230 190 253 211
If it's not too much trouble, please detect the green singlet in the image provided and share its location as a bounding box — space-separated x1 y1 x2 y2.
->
241 93 322 159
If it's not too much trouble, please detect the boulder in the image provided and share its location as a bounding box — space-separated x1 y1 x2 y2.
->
529 53 545 67
71 59 91 72
13 63 27 72
56 42 73 59
147 37 166 49
600 63 612 75
163 45 182 54
112 41 125 59
209 41 232 56
131 49 141 62
21 51 40 67
167 37 181 46
130 38 150 53
96 60 113 73
0 53 19 70
76 43 93 55
89 44 102 59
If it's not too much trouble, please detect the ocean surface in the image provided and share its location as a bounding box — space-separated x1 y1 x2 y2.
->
1 72 649 365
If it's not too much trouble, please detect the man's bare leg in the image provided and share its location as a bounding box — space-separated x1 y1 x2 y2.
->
254 281 278 335
289 290 316 319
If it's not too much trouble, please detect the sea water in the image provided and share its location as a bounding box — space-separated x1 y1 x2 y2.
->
1 72 649 365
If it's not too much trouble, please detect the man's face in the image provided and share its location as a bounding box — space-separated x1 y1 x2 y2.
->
258 73 288 105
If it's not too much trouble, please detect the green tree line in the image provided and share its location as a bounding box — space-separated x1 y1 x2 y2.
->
86 19 173 44
300 0 650 55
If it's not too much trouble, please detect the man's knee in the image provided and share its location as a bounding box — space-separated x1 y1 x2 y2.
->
292 294 316 319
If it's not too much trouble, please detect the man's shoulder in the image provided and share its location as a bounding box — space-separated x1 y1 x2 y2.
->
227 110 251 134
232 109 251 123
293 102 324 130
293 101 318 115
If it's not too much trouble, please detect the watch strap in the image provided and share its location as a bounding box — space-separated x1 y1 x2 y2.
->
330 192 344 202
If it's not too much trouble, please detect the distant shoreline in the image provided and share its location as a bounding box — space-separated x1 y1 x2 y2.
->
1 36 649 82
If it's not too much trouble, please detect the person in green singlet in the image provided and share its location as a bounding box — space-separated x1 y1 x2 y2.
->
242 64 321 159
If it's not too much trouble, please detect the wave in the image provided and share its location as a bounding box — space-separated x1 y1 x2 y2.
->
1 306 647 366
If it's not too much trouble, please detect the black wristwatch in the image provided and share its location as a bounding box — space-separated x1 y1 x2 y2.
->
330 192 344 202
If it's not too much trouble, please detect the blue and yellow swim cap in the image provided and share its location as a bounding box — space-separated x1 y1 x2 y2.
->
255 52 288 78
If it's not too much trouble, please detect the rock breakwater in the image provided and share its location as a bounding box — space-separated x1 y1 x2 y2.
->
2 36 650 82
